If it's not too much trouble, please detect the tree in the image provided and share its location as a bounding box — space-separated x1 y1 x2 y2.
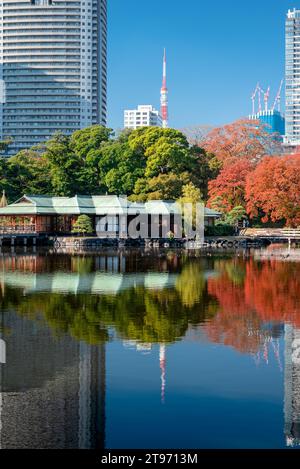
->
5 150 52 201
180 125 215 146
0 138 13 153
44 132 82 196
146 173 186 200
246 154 300 227
224 206 247 226
128 126 189 154
72 215 93 235
208 158 254 212
180 182 203 203
70 125 113 158
100 141 145 195
70 125 114 193
202 119 280 166
188 146 221 200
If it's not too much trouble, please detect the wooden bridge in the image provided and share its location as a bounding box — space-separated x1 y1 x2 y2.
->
239 228 300 241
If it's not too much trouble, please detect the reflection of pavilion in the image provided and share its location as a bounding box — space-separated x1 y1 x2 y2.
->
0 313 105 449
0 271 178 295
284 325 300 447
0 253 178 295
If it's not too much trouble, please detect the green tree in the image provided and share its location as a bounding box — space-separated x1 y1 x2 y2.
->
5 150 52 201
72 215 93 235
44 132 82 196
100 141 145 194
0 138 13 153
70 125 114 193
224 206 247 226
146 173 186 200
70 125 113 158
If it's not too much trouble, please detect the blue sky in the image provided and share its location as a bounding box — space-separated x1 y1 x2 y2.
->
107 0 296 131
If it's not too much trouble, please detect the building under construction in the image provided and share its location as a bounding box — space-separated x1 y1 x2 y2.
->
248 82 285 140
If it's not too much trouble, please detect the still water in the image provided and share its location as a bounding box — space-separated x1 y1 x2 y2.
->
0 249 299 449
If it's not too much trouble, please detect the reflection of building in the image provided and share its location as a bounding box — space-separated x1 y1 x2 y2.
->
0 0 107 155
0 270 178 295
284 325 300 447
0 312 105 449
123 340 167 404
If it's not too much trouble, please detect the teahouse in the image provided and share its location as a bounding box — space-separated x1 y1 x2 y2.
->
0 195 220 238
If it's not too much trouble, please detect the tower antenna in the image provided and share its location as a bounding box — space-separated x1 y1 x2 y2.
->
160 48 168 128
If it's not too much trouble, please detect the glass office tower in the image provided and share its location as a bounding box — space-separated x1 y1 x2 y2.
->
0 0 107 155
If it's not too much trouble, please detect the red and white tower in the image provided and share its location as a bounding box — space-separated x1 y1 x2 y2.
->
160 49 168 128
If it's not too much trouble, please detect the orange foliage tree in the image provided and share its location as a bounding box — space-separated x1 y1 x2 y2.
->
246 154 300 227
202 118 280 166
208 158 253 211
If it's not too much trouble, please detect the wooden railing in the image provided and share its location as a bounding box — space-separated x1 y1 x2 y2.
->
0 225 36 234
239 228 300 238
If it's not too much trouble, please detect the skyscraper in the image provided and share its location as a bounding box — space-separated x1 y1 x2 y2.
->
0 0 107 155
285 9 300 146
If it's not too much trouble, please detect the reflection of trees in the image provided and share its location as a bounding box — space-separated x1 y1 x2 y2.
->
3 255 299 351
0 260 218 345
206 258 300 353
175 261 206 307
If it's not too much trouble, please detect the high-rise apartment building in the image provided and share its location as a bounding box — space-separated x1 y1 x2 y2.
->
285 8 300 146
0 0 107 155
124 105 162 130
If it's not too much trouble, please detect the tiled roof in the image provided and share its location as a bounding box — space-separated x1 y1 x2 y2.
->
0 194 221 218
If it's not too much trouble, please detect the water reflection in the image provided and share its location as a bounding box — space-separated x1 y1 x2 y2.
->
0 251 300 448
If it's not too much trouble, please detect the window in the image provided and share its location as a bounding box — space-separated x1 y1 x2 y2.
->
31 0 52 5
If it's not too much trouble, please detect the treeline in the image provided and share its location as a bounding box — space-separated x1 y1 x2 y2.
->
0 125 218 203
1 119 300 226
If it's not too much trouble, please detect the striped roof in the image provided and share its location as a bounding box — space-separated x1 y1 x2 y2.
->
0 195 221 218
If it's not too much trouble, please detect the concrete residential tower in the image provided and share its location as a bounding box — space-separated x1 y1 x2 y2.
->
124 105 162 130
285 8 300 146
0 0 107 155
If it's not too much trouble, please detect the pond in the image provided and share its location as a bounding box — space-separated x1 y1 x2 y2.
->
0 249 299 449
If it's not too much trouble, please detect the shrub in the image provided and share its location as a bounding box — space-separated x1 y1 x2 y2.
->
205 223 235 236
72 215 93 235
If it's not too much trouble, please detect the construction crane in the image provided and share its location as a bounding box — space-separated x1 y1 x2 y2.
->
272 79 284 112
251 83 260 115
264 86 270 112
251 83 271 114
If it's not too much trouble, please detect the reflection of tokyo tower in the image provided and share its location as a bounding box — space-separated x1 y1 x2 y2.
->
159 344 166 404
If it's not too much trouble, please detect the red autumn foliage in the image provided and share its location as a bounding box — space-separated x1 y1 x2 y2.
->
202 118 279 165
246 154 300 227
208 158 253 211
205 258 300 353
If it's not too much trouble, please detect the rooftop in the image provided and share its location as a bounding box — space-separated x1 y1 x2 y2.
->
0 194 221 218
